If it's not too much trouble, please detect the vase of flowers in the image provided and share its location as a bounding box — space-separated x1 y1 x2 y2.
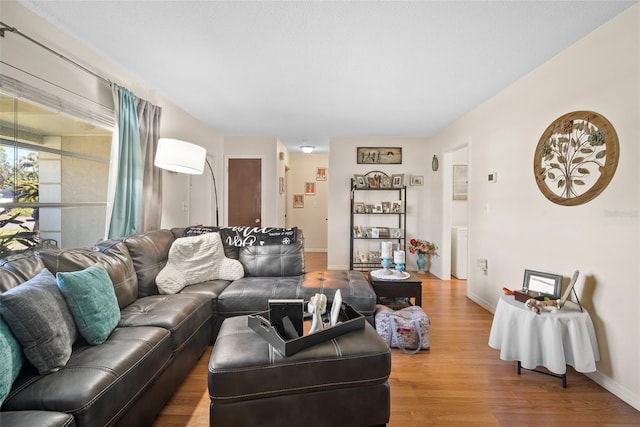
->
408 239 439 273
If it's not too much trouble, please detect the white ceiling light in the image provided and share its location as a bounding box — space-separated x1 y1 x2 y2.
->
301 145 315 154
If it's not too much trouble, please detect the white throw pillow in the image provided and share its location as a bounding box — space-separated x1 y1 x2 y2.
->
156 232 244 294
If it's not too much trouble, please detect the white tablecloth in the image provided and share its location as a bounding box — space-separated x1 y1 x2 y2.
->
488 295 600 374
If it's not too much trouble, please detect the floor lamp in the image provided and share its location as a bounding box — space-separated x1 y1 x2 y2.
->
154 138 219 226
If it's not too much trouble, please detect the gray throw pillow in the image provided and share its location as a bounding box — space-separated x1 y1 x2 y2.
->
0 269 77 375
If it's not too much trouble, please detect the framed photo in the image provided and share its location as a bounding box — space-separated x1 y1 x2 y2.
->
354 174 367 189
316 167 327 181
371 228 380 239
410 175 424 186
357 147 402 164
364 203 374 213
391 174 404 188
367 177 379 189
390 228 402 238
380 176 392 188
381 202 391 213
353 202 365 213
453 165 468 200
305 182 316 195
279 176 285 194
373 203 383 213
352 225 363 238
522 269 563 298
293 194 304 208
391 200 402 213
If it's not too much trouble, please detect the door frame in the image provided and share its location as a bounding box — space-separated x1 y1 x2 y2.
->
224 155 265 227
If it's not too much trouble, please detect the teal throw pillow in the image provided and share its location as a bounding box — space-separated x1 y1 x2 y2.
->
57 266 120 345
0 318 24 406
0 268 77 375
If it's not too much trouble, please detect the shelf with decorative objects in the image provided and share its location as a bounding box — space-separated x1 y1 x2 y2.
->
350 171 407 271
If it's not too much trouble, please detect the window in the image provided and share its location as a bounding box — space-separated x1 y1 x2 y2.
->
0 94 112 254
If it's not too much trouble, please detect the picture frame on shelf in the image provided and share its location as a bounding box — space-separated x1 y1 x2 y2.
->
354 174 367 189
410 175 424 186
352 226 363 238
357 147 402 164
367 176 380 189
381 202 391 213
373 203 383 213
391 200 402 213
293 194 304 208
380 176 392 188
365 204 374 213
354 202 365 213
391 174 404 188
371 228 380 239
390 228 402 238
316 167 327 181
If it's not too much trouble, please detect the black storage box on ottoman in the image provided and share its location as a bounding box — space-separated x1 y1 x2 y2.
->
208 315 391 427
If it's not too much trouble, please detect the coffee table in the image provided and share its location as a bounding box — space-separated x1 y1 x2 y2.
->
368 271 422 307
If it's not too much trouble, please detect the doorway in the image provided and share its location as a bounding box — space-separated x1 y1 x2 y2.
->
227 158 262 226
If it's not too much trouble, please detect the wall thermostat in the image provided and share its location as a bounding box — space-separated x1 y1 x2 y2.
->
488 172 498 183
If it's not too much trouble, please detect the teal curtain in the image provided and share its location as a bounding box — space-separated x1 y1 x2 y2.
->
108 85 143 239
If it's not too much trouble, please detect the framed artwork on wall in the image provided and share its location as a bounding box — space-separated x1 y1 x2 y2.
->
293 194 304 208
357 147 402 164
410 175 424 186
305 182 316 195
316 167 327 181
391 174 404 188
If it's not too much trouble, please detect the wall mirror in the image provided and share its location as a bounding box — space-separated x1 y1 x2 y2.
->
522 269 563 298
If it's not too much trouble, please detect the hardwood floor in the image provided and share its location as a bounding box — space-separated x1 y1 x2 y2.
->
152 252 640 426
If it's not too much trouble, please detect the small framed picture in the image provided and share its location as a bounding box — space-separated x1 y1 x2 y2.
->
316 167 327 181
293 194 304 208
371 228 380 239
305 182 316 195
354 174 367 189
410 175 424 186
380 176 392 188
354 202 365 213
392 174 404 188
391 200 402 213
391 228 402 238
353 226 363 238
365 204 374 213
373 204 383 213
381 202 391 213
367 177 379 189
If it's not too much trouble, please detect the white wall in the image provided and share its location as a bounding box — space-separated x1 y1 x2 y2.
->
430 4 640 409
286 153 329 251
0 1 224 232
328 137 435 272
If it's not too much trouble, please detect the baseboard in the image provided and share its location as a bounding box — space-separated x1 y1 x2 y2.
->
467 292 496 314
304 248 327 252
586 371 640 411
328 264 350 270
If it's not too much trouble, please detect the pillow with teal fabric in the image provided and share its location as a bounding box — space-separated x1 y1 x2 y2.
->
0 268 77 375
57 266 120 345
0 318 23 406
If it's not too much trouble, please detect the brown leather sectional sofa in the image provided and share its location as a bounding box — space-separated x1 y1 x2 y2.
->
0 227 377 427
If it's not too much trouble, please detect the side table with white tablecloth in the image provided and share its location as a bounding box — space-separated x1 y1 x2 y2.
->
488 294 600 386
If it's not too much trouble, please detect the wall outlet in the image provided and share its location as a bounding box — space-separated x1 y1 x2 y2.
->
477 259 488 271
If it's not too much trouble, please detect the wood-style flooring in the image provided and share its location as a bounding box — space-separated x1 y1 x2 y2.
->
152 252 640 426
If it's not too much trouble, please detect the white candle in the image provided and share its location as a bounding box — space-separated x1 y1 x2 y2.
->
381 241 392 258
393 250 405 264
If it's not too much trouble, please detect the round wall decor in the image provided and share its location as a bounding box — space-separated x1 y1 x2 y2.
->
534 111 619 206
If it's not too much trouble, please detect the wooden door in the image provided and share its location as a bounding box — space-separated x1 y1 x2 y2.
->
228 158 261 226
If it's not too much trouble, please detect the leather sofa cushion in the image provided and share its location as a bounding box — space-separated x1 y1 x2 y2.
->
0 410 76 427
3 326 171 427
123 229 175 298
209 315 391 403
0 254 46 292
217 271 377 317
119 293 212 352
238 234 305 277
37 241 138 310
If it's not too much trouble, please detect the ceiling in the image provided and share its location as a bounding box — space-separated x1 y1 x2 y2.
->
17 0 637 154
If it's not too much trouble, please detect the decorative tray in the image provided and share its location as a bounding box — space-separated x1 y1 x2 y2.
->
370 269 410 280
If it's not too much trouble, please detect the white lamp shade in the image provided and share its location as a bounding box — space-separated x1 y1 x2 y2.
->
301 145 315 154
155 138 206 174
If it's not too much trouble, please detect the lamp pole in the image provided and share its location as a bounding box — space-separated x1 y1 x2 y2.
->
205 158 219 227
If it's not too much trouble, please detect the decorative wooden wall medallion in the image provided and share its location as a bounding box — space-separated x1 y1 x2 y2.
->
534 111 619 206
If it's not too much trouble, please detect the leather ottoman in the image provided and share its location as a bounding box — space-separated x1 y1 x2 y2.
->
208 315 391 427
